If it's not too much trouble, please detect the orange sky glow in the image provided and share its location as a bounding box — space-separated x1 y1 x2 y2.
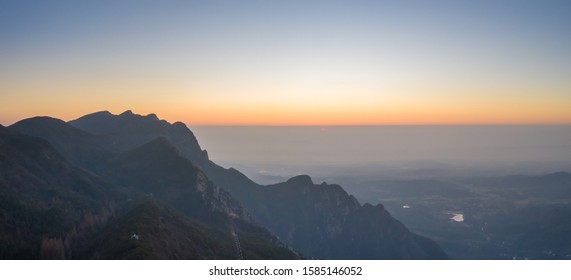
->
1 1 570 126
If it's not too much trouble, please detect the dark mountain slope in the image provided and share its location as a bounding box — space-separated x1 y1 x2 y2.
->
90 137 299 258
80 198 297 259
9 115 255 223
67 110 448 259
69 110 259 195
0 125 298 259
0 125 115 212
10 117 111 165
0 127 118 259
94 137 252 225
69 110 206 161
340 203 447 259
251 175 448 259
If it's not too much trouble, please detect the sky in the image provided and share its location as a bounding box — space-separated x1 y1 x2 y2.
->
1 0 570 125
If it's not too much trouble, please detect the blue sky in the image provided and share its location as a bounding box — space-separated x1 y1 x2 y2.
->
1 0 570 124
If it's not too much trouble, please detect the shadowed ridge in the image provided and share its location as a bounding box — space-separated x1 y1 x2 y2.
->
79 197 299 260
146 113 159 120
69 110 257 195
10 116 110 165
246 175 449 259
67 111 449 259
69 110 202 156
120 110 134 116
92 136 300 259
0 126 120 259
12 116 86 132
286 175 314 185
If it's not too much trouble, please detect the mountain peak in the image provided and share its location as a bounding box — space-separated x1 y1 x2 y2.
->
120 110 134 116
84 110 113 118
11 116 65 126
146 113 159 120
10 116 93 137
172 121 191 132
286 175 314 185
69 110 206 163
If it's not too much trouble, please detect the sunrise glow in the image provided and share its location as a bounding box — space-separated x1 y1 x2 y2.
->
1 1 570 125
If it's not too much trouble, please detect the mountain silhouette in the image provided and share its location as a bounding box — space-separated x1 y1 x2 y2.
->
1 120 298 259
70 111 259 194
69 110 207 162
4 111 571 259
2 110 451 259
249 175 448 259
63 110 448 259
10 116 111 165
79 197 297 259
0 126 118 259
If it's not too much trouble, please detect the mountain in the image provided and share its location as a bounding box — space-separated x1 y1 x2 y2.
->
69 110 207 163
67 110 448 259
249 175 447 259
10 116 111 165
0 126 118 259
69 110 260 194
93 137 251 223
90 136 297 256
79 198 297 259
0 124 298 259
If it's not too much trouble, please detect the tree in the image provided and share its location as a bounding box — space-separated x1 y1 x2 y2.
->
39 237 65 259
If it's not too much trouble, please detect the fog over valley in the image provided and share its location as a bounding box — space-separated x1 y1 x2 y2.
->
192 125 571 184
192 125 571 259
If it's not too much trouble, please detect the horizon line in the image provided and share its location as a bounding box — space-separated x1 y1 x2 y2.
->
186 122 571 127
2 110 571 127
3 119 571 127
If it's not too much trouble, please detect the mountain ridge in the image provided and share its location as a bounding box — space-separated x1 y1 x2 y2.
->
252 173 447 259
1 121 298 259
10 116 112 165
5 110 448 259
65 110 448 259
0 126 119 259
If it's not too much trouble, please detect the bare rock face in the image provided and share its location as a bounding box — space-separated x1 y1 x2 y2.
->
93 136 254 225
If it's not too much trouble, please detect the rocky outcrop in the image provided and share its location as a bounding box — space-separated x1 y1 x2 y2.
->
246 175 448 259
